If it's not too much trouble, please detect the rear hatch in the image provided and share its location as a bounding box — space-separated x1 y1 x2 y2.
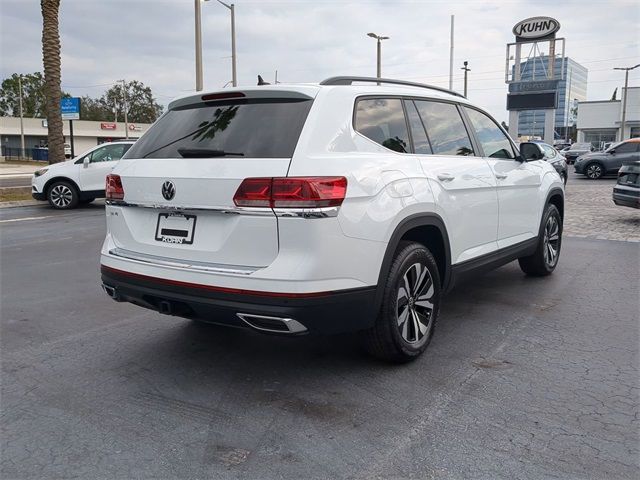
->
108 87 317 268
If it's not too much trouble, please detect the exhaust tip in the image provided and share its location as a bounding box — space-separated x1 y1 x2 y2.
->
237 313 307 334
102 284 121 301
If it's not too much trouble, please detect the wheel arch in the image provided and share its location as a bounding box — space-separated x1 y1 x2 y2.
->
44 176 81 196
375 213 452 310
546 187 564 220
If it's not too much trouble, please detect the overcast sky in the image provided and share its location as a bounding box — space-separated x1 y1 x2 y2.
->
1 0 638 122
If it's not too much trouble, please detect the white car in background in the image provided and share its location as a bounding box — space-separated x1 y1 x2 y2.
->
32 141 135 209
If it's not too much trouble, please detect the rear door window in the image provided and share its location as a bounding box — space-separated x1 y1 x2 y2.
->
354 98 410 153
414 101 474 156
405 100 432 154
124 98 313 159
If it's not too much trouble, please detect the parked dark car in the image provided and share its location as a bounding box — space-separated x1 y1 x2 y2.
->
563 142 593 164
574 138 640 179
536 142 568 184
613 161 640 209
554 142 571 151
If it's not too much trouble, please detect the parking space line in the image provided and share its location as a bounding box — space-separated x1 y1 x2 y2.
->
0 215 53 223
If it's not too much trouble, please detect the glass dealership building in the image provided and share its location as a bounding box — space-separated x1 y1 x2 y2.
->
516 56 588 139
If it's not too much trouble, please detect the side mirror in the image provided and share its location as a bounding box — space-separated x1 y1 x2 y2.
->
519 142 544 162
83 157 89 168
609 149 616 155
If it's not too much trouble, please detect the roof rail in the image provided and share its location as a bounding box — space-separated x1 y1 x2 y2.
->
319 76 465 98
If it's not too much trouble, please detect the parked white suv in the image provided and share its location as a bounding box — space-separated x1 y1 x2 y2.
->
32 141 134 209
100 77 564 362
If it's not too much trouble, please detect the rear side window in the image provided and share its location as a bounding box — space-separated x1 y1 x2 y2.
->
414 101 474 156
124 98 313 159
354 98 410 153
464 107 516 159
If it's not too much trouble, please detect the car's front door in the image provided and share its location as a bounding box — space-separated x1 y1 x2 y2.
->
78 143 129 193
463 107 543 249
607 141 640 172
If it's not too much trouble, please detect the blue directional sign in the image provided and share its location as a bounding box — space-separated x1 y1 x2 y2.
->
60 97 80 120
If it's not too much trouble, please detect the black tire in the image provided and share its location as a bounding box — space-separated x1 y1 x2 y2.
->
362 241 441 363
47 180 79 209
585 162 604 179
518 204 562 276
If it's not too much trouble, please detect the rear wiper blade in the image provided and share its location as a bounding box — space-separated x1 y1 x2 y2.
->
177 148 244 158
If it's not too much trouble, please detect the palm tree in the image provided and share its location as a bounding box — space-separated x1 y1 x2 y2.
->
41 0 64 164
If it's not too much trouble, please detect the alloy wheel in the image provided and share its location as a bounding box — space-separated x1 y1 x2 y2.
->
396 262 435 345
586 164 602 179
50 185 73 208
543 214 560 268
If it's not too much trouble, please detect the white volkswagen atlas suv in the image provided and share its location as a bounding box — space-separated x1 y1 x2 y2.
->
32 141 134 209
100 77 564 362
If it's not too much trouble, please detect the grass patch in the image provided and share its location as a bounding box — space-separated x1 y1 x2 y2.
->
0 191 34 202
2 159 49 166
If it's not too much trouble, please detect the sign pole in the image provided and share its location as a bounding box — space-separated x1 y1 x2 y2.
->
69 120 75 158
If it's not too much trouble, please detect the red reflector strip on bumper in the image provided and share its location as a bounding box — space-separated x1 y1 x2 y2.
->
100 265 333 298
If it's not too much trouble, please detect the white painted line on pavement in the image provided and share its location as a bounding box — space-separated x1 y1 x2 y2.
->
0 215 52 223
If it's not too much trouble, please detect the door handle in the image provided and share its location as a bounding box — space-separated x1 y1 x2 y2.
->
437 173 455 182
495 173 508 180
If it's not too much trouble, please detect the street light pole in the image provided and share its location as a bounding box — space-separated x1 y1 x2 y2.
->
195 0 203 91
18 74 25 157
614 64 639 141
461 61 470 97
217 0 237 87
367 32 390 81
120 79 129 140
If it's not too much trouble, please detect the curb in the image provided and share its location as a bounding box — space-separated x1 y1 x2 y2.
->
0 200 41 209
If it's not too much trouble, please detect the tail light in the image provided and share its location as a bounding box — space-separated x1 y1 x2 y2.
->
106 174 124 200
233 177 347 208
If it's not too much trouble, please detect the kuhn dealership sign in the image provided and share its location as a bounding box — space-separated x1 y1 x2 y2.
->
513 17 560 41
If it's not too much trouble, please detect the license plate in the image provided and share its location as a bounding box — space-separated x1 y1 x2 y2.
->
155 213 196 245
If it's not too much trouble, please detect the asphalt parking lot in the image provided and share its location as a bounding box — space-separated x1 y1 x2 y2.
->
1 173 638 479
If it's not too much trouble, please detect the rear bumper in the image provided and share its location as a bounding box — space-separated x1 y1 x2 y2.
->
613 189 640 209
100 265 378 335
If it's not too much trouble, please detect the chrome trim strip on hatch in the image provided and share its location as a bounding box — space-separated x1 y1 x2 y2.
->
272 206 339 218
105 200 274 216
106 200 340 218
108 247 261 276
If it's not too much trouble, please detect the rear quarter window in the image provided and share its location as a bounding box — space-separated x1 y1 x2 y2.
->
354 98 410 153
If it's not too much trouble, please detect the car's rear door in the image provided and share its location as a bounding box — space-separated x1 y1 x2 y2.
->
106 89 315 268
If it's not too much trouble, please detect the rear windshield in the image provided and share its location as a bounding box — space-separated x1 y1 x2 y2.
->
124 98 313 159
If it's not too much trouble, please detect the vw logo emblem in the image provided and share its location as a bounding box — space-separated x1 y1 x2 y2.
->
162 181 175 201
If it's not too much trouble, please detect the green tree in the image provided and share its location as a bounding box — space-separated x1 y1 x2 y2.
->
41 0 65 164
102 80 163 124
79 95 112 121
0 72 68 117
